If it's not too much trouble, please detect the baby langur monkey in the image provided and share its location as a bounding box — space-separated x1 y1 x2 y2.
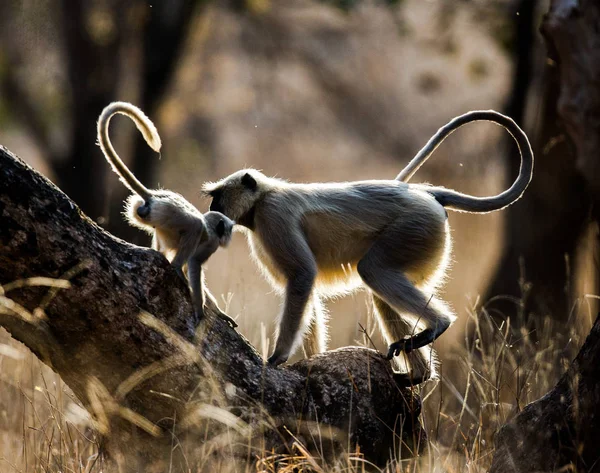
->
203 110 533 381
97 102 236 326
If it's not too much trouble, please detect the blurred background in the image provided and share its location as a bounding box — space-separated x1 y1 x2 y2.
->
0 0 598 470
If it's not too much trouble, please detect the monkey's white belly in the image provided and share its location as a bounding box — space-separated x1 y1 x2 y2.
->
315 264 363 296
246 195 450 298
247 230 364 296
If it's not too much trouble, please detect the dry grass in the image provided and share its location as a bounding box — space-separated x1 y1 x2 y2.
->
0 0 585 470
0 275 584 473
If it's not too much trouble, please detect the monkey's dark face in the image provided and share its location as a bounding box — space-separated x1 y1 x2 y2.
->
203 211 234 247
202 170 265 226
215 215 234 247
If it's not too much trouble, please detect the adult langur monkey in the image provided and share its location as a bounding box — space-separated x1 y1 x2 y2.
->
203 110 533 378
97 102 236 326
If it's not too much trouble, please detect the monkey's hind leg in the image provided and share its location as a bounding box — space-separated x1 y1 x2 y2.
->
171 233 198 282
357 240 456 360
151 233 161 252
302 293 329 358
371 294 437 383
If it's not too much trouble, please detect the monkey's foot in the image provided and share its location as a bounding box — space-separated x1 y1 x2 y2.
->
195 307 237 329
267 352 288 367
174 266 187 282
387 329 437 359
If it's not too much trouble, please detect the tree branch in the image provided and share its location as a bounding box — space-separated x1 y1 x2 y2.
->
0 145 424 471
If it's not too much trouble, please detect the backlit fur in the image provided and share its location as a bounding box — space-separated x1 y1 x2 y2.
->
204 110 534 381
204 170 452 378
98 102 234 319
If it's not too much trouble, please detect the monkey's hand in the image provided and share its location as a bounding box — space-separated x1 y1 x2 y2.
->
217 312 238 329
386 338 416 360
267 352 288 367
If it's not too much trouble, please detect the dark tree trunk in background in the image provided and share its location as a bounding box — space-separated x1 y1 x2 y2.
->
0 146 424 472
486 0 593 327
543 1 600 207
486 66 590 326
54 0 124 221
133 0 199 186
491 1 600 470
109 0 201 243
504 0 536 126
0 0 198 238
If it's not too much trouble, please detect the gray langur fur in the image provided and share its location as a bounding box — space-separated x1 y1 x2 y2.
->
97 101 236 326
203 110 533 379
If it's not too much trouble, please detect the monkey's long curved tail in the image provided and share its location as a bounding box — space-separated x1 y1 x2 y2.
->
97 101 162 202
396 110 534 213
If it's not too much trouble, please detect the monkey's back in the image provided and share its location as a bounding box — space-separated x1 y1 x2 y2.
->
150 191 206 250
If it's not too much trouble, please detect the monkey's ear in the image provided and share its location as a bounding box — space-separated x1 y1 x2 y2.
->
241 173 257 191
216 220 225 238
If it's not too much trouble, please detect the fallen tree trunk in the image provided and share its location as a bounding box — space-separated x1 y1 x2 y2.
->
0 145 424 471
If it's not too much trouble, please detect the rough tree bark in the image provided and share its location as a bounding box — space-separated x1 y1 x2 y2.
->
490 1 600 471
0 146 424 472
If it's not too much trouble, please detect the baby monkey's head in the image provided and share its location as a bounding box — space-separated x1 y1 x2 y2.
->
203 211 234 247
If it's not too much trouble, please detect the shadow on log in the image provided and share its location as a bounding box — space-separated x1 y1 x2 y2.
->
0 146 425 471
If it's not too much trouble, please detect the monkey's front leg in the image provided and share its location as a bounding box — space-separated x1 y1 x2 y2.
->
268 269 316 366
187 256 206 319
188 256 238 328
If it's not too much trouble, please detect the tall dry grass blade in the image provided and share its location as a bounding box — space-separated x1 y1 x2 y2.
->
1 277 71 294
138 311 200 362
0 296 36 323
115 354 189 401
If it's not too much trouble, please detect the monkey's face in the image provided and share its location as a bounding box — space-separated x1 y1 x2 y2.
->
204 211 234 247
202 170 264 226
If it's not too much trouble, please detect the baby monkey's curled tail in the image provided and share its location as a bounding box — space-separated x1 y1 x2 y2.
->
96 101 236 327
97 101 161 203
